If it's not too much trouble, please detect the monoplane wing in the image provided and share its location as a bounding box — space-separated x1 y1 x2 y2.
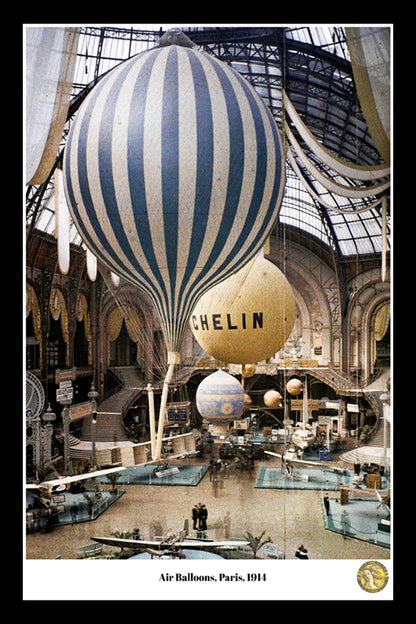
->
264 450 283 460
91 536 164 549
177 540 249 549
91 536 249 550
26 466 126 490
341 485 390 498
265 450 327 467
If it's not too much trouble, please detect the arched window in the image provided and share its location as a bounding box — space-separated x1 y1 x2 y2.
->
75 292 92 366
106 306 144 366
49 287 70 368
26 283 42 369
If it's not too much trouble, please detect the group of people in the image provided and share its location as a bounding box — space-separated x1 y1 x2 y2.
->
192 503 208 532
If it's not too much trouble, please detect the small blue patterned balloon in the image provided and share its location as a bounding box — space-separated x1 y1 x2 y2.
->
196 369 245 423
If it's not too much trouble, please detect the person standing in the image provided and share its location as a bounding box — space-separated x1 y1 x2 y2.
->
224 511 231 539
295 544 309 559
199 504 208 531
212 472 219 498
71 502 79 523
323 493 330 515
209 459 215 481
192 504 199 531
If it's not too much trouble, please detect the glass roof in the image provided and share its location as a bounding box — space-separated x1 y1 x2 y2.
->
25 24 391 260
285 25 350 58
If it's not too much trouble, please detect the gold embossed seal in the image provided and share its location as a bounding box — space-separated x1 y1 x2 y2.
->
357 561 389 593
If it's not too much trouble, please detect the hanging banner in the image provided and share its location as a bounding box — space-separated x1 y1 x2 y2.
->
283 89 390 180
86 247 97 281
285 123 390 199
26 27 79 185
286 149 384 214
345 27 390 163
55 169 71 274
347 403 360 413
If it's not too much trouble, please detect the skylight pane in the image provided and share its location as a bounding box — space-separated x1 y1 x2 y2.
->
348 220 367 237
36 208 55 234
361 218 382 237
338 238 357 255
355 236 377 255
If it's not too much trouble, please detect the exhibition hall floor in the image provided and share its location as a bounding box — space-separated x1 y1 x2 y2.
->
25 454 390 561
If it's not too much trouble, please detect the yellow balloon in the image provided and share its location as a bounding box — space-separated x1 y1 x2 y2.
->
241 364 256 378
287 378 303 396
244 393 252 407
264 390 282 408
190 254 296 364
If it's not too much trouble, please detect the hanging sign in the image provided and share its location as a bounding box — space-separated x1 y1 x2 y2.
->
324 401 341 410
55 367 77 383
68 400 93 421
56 387 73 402
291 399 320 411
318 416 332 426
347 403 360 413
167 402 190 422
59 380 73 390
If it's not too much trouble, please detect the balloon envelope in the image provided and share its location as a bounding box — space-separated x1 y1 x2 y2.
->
264 390 282 408
63 36 284 357
190 254 296 364
242 363 256 378
196 369 245 423
287 378 303 396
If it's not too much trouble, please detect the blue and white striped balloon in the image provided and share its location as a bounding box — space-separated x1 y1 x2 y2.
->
63 36 284 357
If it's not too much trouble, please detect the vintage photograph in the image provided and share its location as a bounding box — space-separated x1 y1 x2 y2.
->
24 24 392 601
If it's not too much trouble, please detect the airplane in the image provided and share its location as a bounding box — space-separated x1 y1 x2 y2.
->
26 465 127 494
90 522 249 559
26 430 200 493
25 445 199 498
147 453 196 478
264 449 347 478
